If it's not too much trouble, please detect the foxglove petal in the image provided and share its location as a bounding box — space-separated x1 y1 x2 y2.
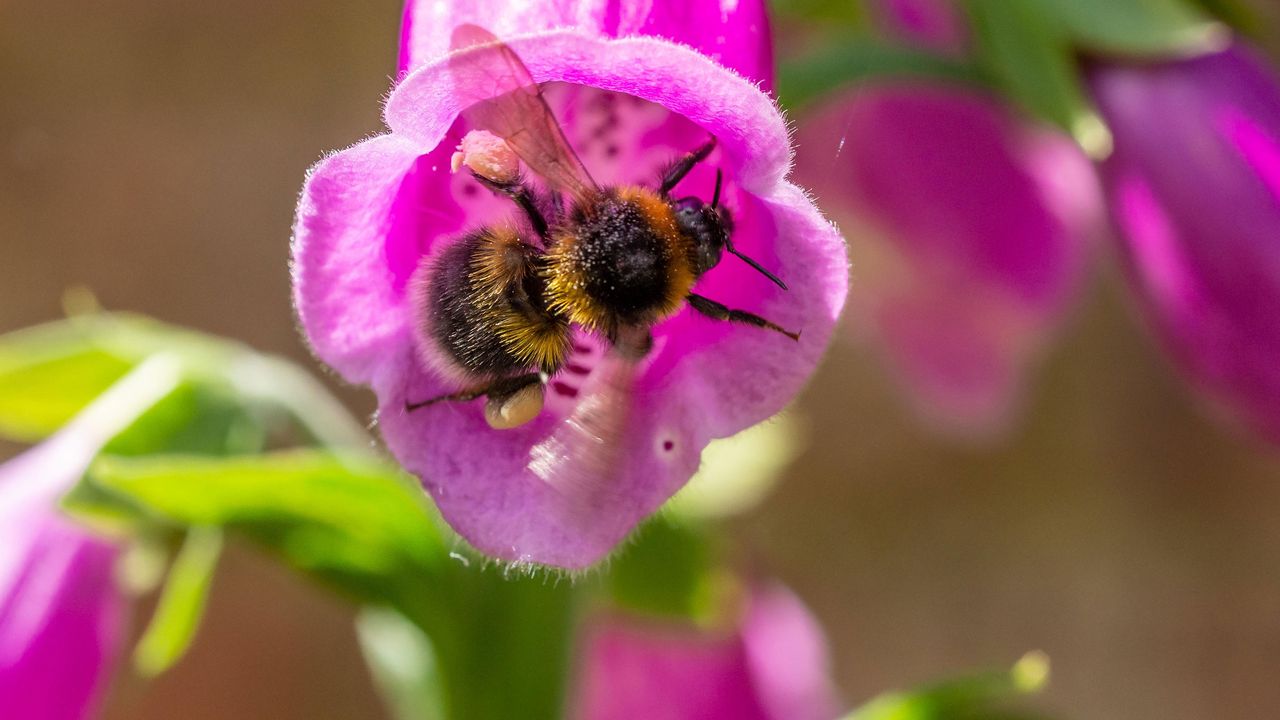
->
796 85 1097 435
1090 43 1280 444
573 586 838 720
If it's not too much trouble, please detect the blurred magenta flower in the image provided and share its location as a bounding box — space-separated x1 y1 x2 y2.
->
0 356 179 719
875 0 968 54
572 586 839 720
1090 43 1280 445
292 1 847 568
795 85 1098 435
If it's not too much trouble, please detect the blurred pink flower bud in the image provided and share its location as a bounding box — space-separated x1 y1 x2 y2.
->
0 356 179 719
1090 43 1280 445
573 586 839 720
795 84 1099 437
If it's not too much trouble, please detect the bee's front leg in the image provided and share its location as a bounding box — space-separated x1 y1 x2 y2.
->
470 172 550 243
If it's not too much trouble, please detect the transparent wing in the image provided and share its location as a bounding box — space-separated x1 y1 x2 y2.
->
530 350 637 521
448 24 597 203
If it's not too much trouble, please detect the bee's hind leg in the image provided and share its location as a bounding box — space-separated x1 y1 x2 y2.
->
405 373 547 430
470 172 549 242
685 293 800 341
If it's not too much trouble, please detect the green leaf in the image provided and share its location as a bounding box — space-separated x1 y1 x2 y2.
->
965 0 1111 155
105 383 267 457
0 334 132 441
1035 0 1225 56
87 451 449 609
846 652 1051 720
134 526 224 677
0 313 366 450
779 38 984 110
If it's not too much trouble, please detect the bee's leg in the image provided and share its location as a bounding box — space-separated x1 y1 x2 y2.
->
685 293 801 341
471 172 549 242
404 385 488 412
404 373 543 411
405 373 546 429
659 137 717 195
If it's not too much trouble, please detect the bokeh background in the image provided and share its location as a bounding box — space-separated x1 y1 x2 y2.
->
2 1 1279 718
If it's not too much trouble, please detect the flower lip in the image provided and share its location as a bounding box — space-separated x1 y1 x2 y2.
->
297 29 848 568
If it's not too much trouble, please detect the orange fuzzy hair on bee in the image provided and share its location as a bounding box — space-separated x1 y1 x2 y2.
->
543 187 696 336
470 227 571 372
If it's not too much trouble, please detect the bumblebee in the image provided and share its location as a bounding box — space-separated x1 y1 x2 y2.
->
408 24 798 430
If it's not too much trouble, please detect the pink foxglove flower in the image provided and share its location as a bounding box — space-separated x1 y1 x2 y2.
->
0 356 179 719
572 586 839 720
1090 43 1280 445
795 85 1098 435
292 1 847 568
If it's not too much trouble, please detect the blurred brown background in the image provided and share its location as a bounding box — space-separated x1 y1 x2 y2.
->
2 1 1279 719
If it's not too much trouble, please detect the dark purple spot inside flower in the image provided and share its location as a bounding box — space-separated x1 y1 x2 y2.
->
551 381 579 398
605 144 619 158
662 440 675 452
565 363 591 375
462 183 479 197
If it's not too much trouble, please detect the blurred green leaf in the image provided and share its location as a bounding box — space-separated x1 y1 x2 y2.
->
1035 0 1225 56
965 0 1111 155
0 333 133 441
780 38 983 110
0 313 366 450
1191 0 1271 34
846 652 1051 720
770 0 869 28
87 451 448 607
134 526 224 677
105 383 267 457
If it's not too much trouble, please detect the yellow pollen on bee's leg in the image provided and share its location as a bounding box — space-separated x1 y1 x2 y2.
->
451 130 520 184
484 382 545 430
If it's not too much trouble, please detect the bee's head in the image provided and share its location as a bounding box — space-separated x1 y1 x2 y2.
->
671 170 788 290
673 194 732 277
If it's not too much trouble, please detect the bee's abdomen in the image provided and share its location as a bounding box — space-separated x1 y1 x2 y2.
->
420 228 569 378
546 188 694 332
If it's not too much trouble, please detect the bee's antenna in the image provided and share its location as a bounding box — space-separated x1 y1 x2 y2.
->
725 237 788 291
711 169 723 209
